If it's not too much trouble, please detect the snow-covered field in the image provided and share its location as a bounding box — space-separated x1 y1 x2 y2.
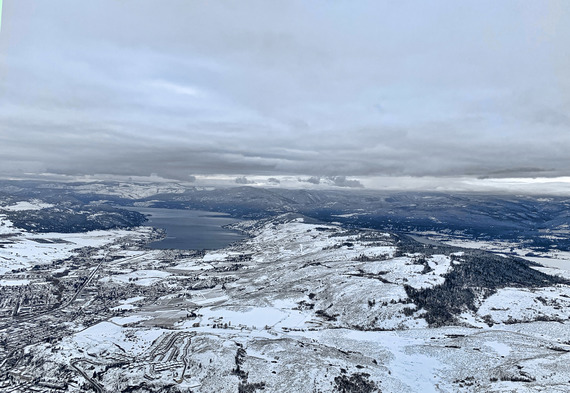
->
4 213 570 392
0 200 54 211
100 269 171 286
0 225 149 277
416 232 570 274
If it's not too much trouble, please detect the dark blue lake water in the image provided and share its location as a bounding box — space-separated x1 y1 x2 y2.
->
133 207 246 250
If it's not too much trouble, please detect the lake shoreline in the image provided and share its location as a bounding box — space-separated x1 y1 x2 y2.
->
124 207 246 250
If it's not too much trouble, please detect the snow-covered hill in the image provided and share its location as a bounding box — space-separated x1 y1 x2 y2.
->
3 213 570 392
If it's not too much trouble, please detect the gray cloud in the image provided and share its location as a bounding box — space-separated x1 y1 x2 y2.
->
1 1 570 184
476 167 554 179
235 176 254 185
298 176 363 188
330 176 364 188
301 177 321 185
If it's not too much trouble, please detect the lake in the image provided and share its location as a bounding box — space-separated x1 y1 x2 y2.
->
132 207 246 250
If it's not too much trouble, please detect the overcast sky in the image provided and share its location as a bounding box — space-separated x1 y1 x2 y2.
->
1 1 569 190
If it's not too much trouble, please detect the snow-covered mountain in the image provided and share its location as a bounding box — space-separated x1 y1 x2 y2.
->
2 205 570 392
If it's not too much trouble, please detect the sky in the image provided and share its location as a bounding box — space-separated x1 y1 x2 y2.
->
1 1 569 192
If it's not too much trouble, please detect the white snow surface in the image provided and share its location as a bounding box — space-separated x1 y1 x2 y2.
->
0 227 139 275
6 213 570 392
0 200 54 211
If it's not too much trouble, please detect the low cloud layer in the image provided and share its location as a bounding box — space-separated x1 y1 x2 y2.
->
235 176 254 185
1 1 569 185
300 176 363 188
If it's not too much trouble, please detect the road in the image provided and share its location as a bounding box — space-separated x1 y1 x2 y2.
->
70 359 104 393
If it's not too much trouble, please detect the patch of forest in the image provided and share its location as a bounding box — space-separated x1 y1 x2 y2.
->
405 248 568 326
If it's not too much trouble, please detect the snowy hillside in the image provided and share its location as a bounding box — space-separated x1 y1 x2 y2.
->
2 212 570 392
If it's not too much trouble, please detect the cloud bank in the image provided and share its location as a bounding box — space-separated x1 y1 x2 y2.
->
1 1 569 187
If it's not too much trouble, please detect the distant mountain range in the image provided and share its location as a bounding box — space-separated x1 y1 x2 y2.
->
2 180 570 251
